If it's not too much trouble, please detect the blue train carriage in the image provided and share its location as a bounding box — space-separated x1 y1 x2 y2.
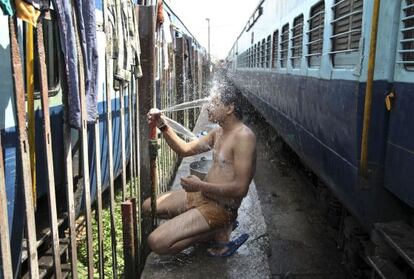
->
227 0 414 261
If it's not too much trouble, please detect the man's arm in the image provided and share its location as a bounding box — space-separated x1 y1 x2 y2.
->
148 109 216 157
161 126 216 157
181 130 257 199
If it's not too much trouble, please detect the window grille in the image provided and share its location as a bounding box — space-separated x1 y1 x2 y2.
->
272 30 279 68
261 38 266 67
291 15 304 68
266 35 271 68
257 42 261 67
331 0 363 67
398 0 414 70
280 24 289 68
307 1 325 67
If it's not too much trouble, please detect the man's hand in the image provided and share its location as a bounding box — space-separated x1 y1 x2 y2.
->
180 175 202 192
147 108 165 128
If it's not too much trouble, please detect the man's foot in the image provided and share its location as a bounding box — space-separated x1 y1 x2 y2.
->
206 233 249 257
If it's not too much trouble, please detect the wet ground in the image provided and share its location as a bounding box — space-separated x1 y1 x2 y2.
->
243 99 347 279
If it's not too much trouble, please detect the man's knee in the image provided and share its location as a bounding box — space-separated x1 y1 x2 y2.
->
148 231 171 255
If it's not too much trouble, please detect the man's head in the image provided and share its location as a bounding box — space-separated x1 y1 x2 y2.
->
207 85 243 124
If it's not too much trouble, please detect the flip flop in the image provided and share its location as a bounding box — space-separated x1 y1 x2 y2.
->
207 233 249 257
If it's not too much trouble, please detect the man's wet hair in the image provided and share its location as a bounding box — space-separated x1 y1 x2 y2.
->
219 85 243 120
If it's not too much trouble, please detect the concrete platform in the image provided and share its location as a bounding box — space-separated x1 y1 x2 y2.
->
141 110 271 279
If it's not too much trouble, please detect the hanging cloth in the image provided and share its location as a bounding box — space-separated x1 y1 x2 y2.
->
73 0 99 123
51 0 81 128
14 0 40 27
0 0 13 15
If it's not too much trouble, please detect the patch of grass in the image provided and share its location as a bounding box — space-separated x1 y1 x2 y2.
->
77 189 125 278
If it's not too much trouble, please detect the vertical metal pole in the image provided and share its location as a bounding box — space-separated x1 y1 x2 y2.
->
63 98 78 278
130 198 139 272
121 201 135 279
8 16 39 279
0 137 13 278
72 6 94 277
360 0 381 178
120 86 127 201
102 0 119 276
36 21 62 278
94 121 105 278
128 85 135 198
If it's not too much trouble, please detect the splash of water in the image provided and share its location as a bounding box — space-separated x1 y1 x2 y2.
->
162 116 197 141
160 97 211 113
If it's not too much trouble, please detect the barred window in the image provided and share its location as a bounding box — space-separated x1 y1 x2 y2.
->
398 0 414 70
266 35 271 68
261 38 266 67
307 1 325 67
291 15 304 68
331 0 363 68
272 30 279 68
280 24 289 68
253 44 257 68
257 42 261 67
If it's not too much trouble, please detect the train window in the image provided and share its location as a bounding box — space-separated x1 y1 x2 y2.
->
280 24 289 68
291 15 304 68
31 16 61 96
261 38 266 67
266 35 271 68
398 0 414 71
307 1 325 68
331 0 363 68
272 30 279 68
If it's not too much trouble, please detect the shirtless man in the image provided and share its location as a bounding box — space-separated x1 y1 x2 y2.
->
143 86 256 256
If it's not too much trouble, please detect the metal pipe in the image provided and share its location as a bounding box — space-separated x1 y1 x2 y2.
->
360 0 381 177
121 201 136 278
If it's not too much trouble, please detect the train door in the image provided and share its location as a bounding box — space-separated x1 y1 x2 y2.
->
383 0 414 209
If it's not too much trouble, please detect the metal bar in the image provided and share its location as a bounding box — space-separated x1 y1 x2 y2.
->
94 121 104 278
8 16 39 279
331 0 348 9
396 60 414 64
305 52 323 57
72 8 94 277
360 0 381 178
0 137 13 278
306 25 324 34
128 85 135 198
63 91 78 278
330 29 361 39
329 48 359 54
331 10 363 24
306 38 323 45
403 3 414 10
398 49 414 53
307 10 325 22
120 86 127 201
130 198 139 272
400 38 414 43
401 26 414 32
402 14 414 21
103 0 119 276
36 20 62 278
121 201 135 279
